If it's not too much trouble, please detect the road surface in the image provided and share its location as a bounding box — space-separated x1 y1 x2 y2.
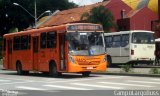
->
0 69 160 96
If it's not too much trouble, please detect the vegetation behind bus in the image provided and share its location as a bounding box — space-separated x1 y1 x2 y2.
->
81 5 117 32
149 68 160 74
0 0 77 36
121 64 133 73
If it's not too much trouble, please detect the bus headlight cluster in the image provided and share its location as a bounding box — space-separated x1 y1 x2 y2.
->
103 55 107 62
69 55 75 64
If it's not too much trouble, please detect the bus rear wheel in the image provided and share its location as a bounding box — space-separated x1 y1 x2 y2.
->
49 62 61 77
82 72 91 77
16 62 24 75
16 62 28 75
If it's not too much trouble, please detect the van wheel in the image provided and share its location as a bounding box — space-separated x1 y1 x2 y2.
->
49 62 61 77
16 62 24 75
82 72 91 77
107 56 112 67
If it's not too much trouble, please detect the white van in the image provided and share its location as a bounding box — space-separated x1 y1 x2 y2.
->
104 30 155 66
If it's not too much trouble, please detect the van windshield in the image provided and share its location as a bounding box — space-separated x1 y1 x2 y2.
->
132 32 155 44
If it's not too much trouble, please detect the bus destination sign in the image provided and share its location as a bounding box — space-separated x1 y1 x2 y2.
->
67 24 103 31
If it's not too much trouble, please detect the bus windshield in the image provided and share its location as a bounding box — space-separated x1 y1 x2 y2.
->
132 32 155 44
67 32 105 56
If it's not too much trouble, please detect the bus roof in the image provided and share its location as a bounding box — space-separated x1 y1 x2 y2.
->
3 24 66 37
104 30 154 36
66 23 101 26
4 23 103 37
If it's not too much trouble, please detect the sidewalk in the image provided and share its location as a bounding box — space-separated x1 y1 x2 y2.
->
107 68 150 74
1 63 160 77
94 67 160 77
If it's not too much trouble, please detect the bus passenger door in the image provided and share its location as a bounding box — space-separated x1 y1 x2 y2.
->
32 36 39 70
59 33 66 71
7 40 12 69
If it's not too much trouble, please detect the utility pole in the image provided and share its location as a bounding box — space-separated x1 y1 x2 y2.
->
34 0 37 28
159 0 160 19
13 0 51 28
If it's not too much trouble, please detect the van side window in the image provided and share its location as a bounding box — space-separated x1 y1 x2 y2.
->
121 34 129 47
105 36 112 48
40 32 47 49
112 35 121 47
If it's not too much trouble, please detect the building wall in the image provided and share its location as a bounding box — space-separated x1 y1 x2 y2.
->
130 7 158 31
105 0 132 21
105 0 159 34
117 18 130 31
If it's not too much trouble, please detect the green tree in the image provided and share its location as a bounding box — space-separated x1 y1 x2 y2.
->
0 0 77 36
81 5 117 32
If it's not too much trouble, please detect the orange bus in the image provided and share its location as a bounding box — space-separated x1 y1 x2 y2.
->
2 23 107 77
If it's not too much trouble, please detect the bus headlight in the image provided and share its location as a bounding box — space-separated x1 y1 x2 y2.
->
103 55 107 62
69 55 75 64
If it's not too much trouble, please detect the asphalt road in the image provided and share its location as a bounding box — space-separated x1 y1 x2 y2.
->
0 68 160 96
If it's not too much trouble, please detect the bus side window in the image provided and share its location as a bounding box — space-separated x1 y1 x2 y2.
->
13 36 21 50
28 35 31 49
40 32 47 49
47 31 57 48
21 35 29 50
8 40 12 53
3 38 6 51
121 34 129 47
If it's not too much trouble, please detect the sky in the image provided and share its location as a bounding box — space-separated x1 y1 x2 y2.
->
69 0 103 6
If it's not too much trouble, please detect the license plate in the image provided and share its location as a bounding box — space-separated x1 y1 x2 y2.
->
87 67 93 70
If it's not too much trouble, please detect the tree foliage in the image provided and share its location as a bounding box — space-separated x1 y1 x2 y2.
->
0 0 77 36
81 5 117 32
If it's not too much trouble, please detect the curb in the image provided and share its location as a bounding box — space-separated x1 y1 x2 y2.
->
93 72 160 78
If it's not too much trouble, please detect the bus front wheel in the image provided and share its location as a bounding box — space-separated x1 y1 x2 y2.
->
49 62 61 77
82 72 91 77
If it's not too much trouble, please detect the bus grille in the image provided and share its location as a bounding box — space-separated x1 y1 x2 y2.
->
77 61 100 65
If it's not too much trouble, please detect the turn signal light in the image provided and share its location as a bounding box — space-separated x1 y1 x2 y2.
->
131 50 134 55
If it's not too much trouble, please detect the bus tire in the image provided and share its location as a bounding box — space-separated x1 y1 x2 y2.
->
49 62 61 77
16 62 24 75
23 71 29 75
107 56 112 67
42 72 49 75
82 72 91 77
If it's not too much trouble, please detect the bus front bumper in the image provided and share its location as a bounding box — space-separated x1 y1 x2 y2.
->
67 62 107 73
